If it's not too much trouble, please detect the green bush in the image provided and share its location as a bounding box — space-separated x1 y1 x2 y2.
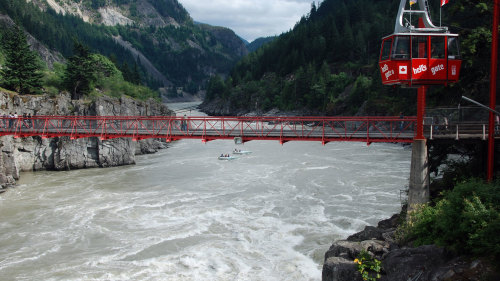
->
354 250 382 281
43 62 65 91
401 179 500 258
95 75 159 101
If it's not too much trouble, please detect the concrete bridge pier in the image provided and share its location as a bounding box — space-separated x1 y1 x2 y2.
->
408 139 430 211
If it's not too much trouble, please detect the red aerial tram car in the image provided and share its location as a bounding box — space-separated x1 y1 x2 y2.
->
379 0 461 86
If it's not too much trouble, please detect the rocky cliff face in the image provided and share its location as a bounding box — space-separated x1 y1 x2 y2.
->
17 0 247 97
198 24 249 58
30 0 186 27
0 91 174 190
322 214 499 281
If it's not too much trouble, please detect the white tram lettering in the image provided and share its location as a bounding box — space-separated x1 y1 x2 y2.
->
431 64 445 75
385 70 394 79
412 64 427 75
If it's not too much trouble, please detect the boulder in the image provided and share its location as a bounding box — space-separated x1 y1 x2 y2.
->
377 214 400 229
381 245 448 280
322 214 450 281
325 240 363 261
347 214 400 242
322 256 363 281
323 239 391 281
347 226 386 242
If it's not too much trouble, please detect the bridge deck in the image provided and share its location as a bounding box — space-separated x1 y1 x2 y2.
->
0 116 497 144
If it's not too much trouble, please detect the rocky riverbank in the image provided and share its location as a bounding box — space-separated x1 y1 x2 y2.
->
322 213 499 281
199 97 317 117
0 91 174 191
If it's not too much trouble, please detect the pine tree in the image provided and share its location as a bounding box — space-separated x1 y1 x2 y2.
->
131 62 141 85
64 41 96 99
0 24 43 95
120 61 132 82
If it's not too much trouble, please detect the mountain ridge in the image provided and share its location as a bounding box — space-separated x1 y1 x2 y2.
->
201 0 498 117
2 0 248 97
30 0 187 27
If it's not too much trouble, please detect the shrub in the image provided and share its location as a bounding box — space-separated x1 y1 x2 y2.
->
400 179 500 258
95 75 159 101
354 250 382 281
43 62 65 91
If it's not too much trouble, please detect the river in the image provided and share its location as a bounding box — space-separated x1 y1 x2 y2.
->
0 103 411 281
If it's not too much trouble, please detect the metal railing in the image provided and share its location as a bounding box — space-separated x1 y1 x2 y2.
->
425 106 500 140
0 115 417 144
1 113 495 144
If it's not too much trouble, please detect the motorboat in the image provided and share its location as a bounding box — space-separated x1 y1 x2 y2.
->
218 155 237 160
232 150 252 155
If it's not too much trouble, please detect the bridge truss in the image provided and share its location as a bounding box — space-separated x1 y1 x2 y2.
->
0 116 417 145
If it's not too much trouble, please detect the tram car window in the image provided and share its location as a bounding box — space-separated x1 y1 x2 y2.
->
381 38 393 61
431 37 445 59
412 36 428 59
447 37 460 59
392 36 410 59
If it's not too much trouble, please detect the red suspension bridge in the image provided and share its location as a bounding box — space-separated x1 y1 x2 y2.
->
0 115 496 144
0 115 420 144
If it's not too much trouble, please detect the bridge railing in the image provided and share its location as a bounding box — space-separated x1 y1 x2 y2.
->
426 106 500 124
0 115 417 144
424 119 500 140
180 116 417 144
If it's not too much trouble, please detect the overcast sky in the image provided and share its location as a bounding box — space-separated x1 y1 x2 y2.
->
177 0 315 42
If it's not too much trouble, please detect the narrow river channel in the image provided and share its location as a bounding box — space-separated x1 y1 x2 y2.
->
0 103 411 281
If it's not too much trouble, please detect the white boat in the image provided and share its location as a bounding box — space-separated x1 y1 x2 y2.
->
218 156 237 160
232 150 252 155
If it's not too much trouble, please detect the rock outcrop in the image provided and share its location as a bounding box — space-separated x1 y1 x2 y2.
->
199 97 314 117
198 24 249 58
39 0 184 27
322 214 499 281
0 91 174 190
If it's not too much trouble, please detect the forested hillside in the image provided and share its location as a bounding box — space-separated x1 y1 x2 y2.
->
202 0 497 116
0 0 247 96
246 36 277 53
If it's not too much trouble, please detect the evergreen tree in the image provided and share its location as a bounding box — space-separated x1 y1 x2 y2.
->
0 25 43 95
205 75 226 101
131 62 141 85
120 61 132 82
64 41 96 99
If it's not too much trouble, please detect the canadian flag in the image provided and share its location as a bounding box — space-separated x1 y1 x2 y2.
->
441 0 449 7
399 65 408 75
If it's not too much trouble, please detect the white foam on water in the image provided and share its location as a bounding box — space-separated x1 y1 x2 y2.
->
1 106 412 280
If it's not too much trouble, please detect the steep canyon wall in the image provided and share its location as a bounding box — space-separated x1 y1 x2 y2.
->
0 91 174 189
